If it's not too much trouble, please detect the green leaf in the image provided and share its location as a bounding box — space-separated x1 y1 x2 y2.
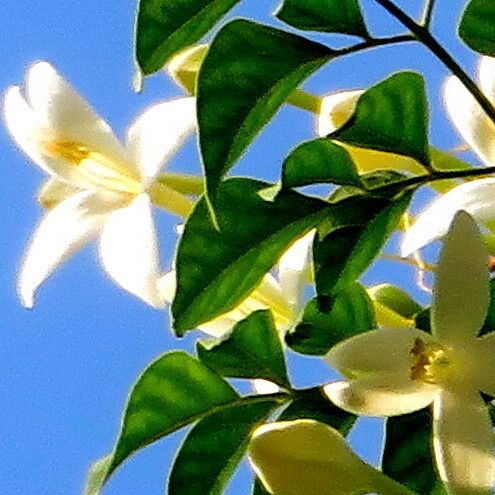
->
330 72 431 169
278 387 356 434
314 192 412 298
168 398 280 495
286 283 375 355
253 478 271 495
276 0 369 38
459 0 495 56
135 0 241 75
197 310 289 388
198 19 334 202
382 410 447 494
85 352 238 494
282 138 362 189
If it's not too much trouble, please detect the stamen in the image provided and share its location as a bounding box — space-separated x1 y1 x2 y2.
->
410 337 451 384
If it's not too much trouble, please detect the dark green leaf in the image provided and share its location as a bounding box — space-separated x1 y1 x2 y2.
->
282 138 362 189
253 478 270 495
168 398 280 495
198 19 334 202
330 72 431 169
286 283 375 355
276 0 368 37
459 0 495 56
314 192 412 298
197 310 289 388
382 409 446 494
278 387 356 434
84 352 238 494
135 0 240 75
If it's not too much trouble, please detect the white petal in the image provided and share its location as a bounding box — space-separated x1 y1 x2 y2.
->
126 97 196 187
252 379 280 395
25 61 127 163
278 231 314 311
479 56 495 106
324 374 438 417
444 75 495 166
433 389 495 495
432 211 490 344
401 178 495 256
326 327 428 376
99 194 163 308
37 178 81 209
317 90 362 136
471 333 495 398
248 419 377 495
18 190 111 308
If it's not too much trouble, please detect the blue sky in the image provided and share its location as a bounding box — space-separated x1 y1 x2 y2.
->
0 0 481 493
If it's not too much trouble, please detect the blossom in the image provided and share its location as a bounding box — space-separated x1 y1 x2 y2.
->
324 211 495 494
4 61 196 308
247 419 411 495
402 56 495 257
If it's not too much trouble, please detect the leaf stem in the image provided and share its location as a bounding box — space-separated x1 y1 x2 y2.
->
372 0 495 127
421 0 437 28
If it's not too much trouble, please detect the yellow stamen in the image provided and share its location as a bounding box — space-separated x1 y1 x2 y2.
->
410 337 451 384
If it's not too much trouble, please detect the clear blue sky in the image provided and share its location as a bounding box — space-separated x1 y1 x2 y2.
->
0 0 479 493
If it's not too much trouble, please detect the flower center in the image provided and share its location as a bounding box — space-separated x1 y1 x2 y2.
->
409 338 452 384
41 139 143 195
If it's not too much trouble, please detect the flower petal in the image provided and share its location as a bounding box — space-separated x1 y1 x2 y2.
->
433 389 495 495
252 379 280 395
326 327 428 376
99 194 164 308
324 374 438 417
471 333 495 398
126 97 196 187
401 178 495 256
248 419 376 495
432 211 490 344
37 178 81 209
479 56 495 103
444 74 495 166
26 61 127 162
278 231 314 312
18 190 111 308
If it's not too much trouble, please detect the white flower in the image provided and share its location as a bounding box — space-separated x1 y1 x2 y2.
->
248 419 412 495
402 56 495 257
324 211 495 494
4 61 196 308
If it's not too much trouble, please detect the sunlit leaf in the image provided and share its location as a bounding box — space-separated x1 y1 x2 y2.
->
198 19 334 202
253 478 270 495
197 310 289 388
330 72 431 169
286 283 375 355
276 0 368 37
459 0 495 56
135 0 241 74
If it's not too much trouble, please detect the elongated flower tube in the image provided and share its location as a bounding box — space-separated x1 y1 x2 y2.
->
4 61 196 308
402 56 495 257
325 211 495 495
248 419 414 495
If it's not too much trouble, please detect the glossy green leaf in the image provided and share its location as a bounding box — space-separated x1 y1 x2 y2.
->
198 19 334 202
168 398 280 495
459 0 495 56
278 388 356 434
135 0 240 75
368 284 422 319
276 0 368 37
85 352 238 494
286 283 375 355
282 138 362 189
197 310 289 388
253 478 270 495
382 410 447 494
314 192 412 298
330 72 431 169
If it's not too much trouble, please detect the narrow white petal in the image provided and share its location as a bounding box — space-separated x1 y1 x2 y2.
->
278 231 314 311
317 90 362 136
444 75 495 166
252 379 280 395
479 56 495 104
432 211 490 344
25 61 127 162
472 333 495 398
433 389 495 495
324 374 438 417
401 178 495 256
126 97 196 186
18 190 110 308
326 327 428 376
248 420 377 495
37 178 81 209
99 194 164 308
